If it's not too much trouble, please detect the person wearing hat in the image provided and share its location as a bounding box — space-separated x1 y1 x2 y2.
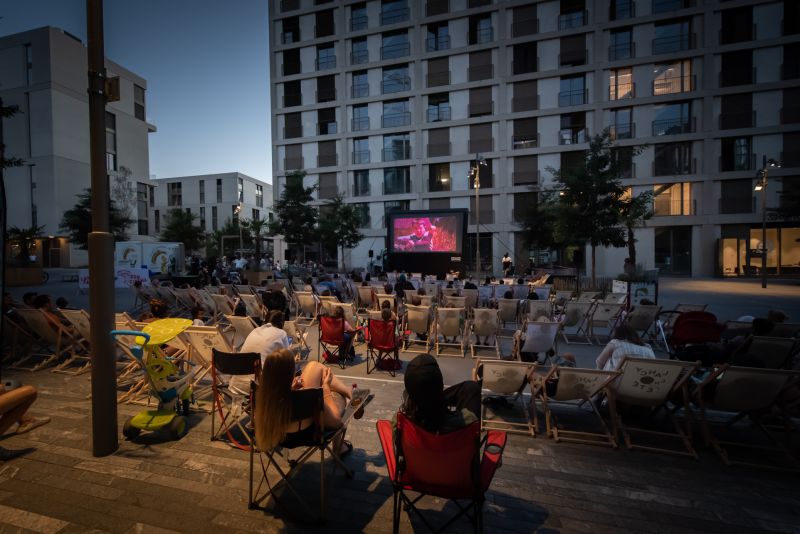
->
398 354 480 434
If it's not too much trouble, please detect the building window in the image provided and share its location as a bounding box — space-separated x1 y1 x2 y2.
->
383 199 410 227
281 16 299 44
429 163 451 192
610 108 633 140
720 137 754 172
654 142 692 176
211 206 218 230
351 37 368 65
199 180 205 204
154 209 160 233
316 43 336 71
350 3 368 31
512 42 537 75
469 158 493 189
351 70 369 99
426 22 450 52
353 170 371 196
352 104 369 131
652 102 692 136
317 107 337 135
610 0 634 21
653 183 692 216
559 112 587 145
653 60 692 95
381 0 409 25
609 68 633 100
652 19 692 55
149 185 154 208
167 182 182 207
427 93 450 122
216 178 223 203
237 177 244 202
382 64 410 94
383 133 411 162
282 48 300 76
353 137 370 164
199 206 206 231
252 208 260 220
315 9 335 38
353 203 371 228
559 75 586 107
720 6 753 44
720 50 754 87
134 85 145 121
284 80 301 107
609 28 633 61
558 1 586 30
105 112 117 172
559 34 586 67
136 182 148 235
468 14 493 45
381 30 410 60
719 179 754 214
383 167 411 195
256 184 263 207
382 99 411 128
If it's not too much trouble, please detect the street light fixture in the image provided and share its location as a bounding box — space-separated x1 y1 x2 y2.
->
234 203 244 251
469 154 487 277
754 157 780 289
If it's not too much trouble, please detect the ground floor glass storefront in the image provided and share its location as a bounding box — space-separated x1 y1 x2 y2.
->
720 225 800 277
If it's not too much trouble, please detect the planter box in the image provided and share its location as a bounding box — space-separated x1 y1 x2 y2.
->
5 267 45 287
612 280 658 305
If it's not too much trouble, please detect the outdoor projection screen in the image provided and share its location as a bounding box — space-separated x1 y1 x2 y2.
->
387 211 466 254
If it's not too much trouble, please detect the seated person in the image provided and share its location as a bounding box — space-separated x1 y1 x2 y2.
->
594 324 655 371
191 307 206 326
254 349 353 456
32 294 70 327
379 307 402 364
398 354 480 434
139 298 169 322
381 299 398 323
394 274 415 298
0 383 50 460
463 279 478 290
229 311 291 395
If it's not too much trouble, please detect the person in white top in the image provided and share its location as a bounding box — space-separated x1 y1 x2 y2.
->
595 323 656 372
228 311 291 395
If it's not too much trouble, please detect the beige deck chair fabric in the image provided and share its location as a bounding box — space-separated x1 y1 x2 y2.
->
318 295 339 316
194 289 219 320
559 301 594 344
444 295 466 308
526 300 553 321
476 359 536 435
588 302 625 344
513 320 559 363
211 294 235 317
577 291 600 302
235 284 254 296
11 308 77 372
58 308 93 374
239 294 266 322
625 304 661 340
330 302 358 329
223 315 258 350
435 307 466 357
497 298 520 331
376 294 396 313
735 336 798 369
403 304 432 354
603 293 628 304
441 287 458 299
356 285 376 312
462 289 479 315
180 325 235 403
470 308 500 359
294 291 319 323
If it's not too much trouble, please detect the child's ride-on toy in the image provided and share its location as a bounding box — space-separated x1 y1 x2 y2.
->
111 318 194 440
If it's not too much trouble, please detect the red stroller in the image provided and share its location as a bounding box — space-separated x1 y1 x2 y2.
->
662 311 725 363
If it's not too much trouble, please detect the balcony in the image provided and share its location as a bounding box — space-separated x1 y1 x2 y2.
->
426 71 451 87
512 134 539 150
284 157 304 170
719 111 755 130
653 198 696 217
468 138 494 153
719 197 755 215
558 49 588 67
381 111 412 128
512 95 539 112
316 88 337 103
652 0 694 13
426 0 449 16
282 63 301 76
469 211 495 224
558 10 586 30
382 182 411 195
511 18 539 38
559 128 588 145
468 101 493 116
652 117 695 136
427 142 451 157
352 150 370 164
352 184 371 197
317 121 338 135
381 42 410 60
283 93 301 107
719 67 757 88
558 88 587 107
427 105 451 122
468 27 494 45
609 83 635 100
652 74 695 95
468 64 493 81
512 170 540 185
512 58 539 75
382 76 411 94
317 154 338 167
351 49 369 65
608 42 635 61
351 116 370 131
426 35 450 52
383 145 411 162
609 122 635 140
610 0 635 20
351 83 369 98
280 0 299 12
781 106 800 124
283 125 303 138
652 158 696 176
315 56 336 71
281 31 299 45
350 15 368 32
719 153 756 172
381 7 409 25
652 34 695 55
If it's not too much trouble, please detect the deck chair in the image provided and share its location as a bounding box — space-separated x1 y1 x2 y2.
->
367 318 400 376
625 304 662 342
283 319 310 359
588 302 625 344
577 291 600 302
692 365 800 469
153 285 179 310
403 304 432 354
478 285 494 307
470 308 500 359
769 322 800 339
239 293 266 322
295 291 319 326
403 289 417 303
2 314 37 363
609 357 699 458
512 320 559 363
356 285 376 313
235 284 254 296
180 325 235 403
533 288 551 301
476 359 536 435
376 294 397 314
423 282 439 301
532 366 620 447
525 300 553 321
603 292 628 304
318 315 349 368
462 289 479 316
435 307 466 357
131 283 156 312
172 287 197 314
552 290 574 309
194 289 220 322
57 308 93 374
249 386 355 523
497 298 520 334
11 308 78 372
444 295 466 309
559 301 594 344
210 349 261 450
211 294 235 318
733 336 798 369
441 287 458 299
223 315 258 350
318 295 339 316
419 295 435 307
376 413 507 534
510 284 528 300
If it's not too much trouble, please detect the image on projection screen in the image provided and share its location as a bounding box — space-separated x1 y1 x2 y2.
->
392 215 459 253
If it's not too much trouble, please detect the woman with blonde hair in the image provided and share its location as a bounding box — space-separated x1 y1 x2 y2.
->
254 349 353 455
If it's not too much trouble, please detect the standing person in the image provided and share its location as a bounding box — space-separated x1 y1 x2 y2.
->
502 253 512 277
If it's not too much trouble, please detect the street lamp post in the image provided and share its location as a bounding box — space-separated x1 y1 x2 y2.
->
753 157 780 289
469 154 487 277
234 203 243 251
25 162 36 227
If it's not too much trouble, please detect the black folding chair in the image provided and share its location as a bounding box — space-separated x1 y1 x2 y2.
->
210 348 261 450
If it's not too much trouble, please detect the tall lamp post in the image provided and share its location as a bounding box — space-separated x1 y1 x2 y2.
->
234 203 243 251
469 154 487 277
25 162 36 227
753 157 780 289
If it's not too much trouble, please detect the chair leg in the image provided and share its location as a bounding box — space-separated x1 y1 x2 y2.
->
392 490 401 534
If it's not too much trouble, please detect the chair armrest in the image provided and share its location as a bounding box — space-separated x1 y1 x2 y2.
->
479 430 507 492
376 419 398 483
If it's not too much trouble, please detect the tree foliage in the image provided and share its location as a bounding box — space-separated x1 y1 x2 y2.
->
206 218 247 258
620 190 654 268
1 102 24 170
160 208 205 252
6 225 44 266
318 194 364 270
268 171 317 246
241 216 271 269
59 189 133 249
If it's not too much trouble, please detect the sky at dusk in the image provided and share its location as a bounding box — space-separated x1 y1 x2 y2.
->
0 0 272 183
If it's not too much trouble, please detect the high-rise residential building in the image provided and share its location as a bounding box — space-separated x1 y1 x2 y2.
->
0 26 156 267
268 0 800 277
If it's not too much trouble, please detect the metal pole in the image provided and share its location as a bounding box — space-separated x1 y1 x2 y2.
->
86 0 118 456
474 155 480 278
761 168 768 289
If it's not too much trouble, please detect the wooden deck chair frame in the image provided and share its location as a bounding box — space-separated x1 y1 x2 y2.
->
434 307 466 357
496 298 520 336
559 301 594 345
10 308 78 372
532 366 620 447
609 357 700 458
294 291 319 326
512 320 560 364
57 308 93 375
239 293 266 323
210 349 261 450
476 359 536 435
470 308 500 359
625 304 662 344
356 285 376 314
402 304 432 354
180 325 235 405
223 315 259 350
692 365 800 470
588 302 625 345
284 320 311 359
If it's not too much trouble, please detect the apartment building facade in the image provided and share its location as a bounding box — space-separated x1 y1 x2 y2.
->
0 26 157 267
268 0 800 277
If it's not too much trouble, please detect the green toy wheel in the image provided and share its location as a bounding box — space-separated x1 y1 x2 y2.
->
123 418 141 439
169 416 188 440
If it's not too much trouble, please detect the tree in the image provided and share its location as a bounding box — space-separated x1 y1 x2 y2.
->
317 194 364 271
241 216 271 270
59 189 133 249
620 190 654 271
519 193 560 264
6 225 44 266
111 165 136 222
2 100 25 274
206 218 247 258
160 208 205 253
269 171 317 259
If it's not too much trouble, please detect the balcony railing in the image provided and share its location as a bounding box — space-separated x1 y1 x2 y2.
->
381 7 410 25
653 198 696 217
468 64 493 81
511 18 539 38
282 63 301 76
652 33 695 55
352 184 371 197
719 67 757 87
351 83 369 98
652 117 695 136
719 153 756 172
610 0 635 20
426 35 451 52
469 27 494 45
381 42 410 60
652 74 695 95
719 111 756 130
351 49 369 65
609 122 635 140
426 71 451 87
317 121 338 135
558 10 587 30
719 196 755 215
351 116 370 131
281 31 299 45
350 15 368 31
315 56 336 70
468 101 493 116
512 95 539 112
382 76 411 94
317 154 338 167
283 93 301 107
652 158 696 176
469 211 495 224
284 157 304 170
608 42 635 61
558 88 587 107
427 105 451 122
382 145 411 161
283 125 302 138
558 49 588 67
559 128 588 145
382 111 412 128
468 138 494 153
316 88 336 102
426 0 449 16
427 142 451 157
382 182 411 195
652 0 694 14
352 150 370 164
512 170 540 185
512 58 539 75
609 83 635 100
512 134 539 149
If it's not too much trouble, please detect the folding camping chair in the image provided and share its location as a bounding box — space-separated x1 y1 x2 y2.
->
403 304 433 354
376 413 507 534
587 302 625 344
434 307 467 357
210 349 261 450
318 315 350 368
10 308 78 372
512 320 559 364
223 315 259 350
367 318 401 376
558 301 594 344
470 308 500 359
475 359 536 436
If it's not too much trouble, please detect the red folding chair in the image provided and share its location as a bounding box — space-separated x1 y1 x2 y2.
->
367 318 401 376
376 413 507 533
318 315 347 368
